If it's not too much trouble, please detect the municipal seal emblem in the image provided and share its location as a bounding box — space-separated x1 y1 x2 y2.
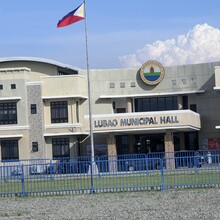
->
140 60 165 85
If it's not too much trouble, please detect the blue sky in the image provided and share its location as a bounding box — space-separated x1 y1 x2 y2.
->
1 0 220 69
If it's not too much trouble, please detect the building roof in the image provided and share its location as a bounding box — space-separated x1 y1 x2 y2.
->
0 57 79 72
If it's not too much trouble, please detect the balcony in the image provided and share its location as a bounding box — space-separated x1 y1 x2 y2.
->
41 75 88 99
44 123 88 137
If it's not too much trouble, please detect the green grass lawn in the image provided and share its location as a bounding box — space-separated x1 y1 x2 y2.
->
1 169 220 195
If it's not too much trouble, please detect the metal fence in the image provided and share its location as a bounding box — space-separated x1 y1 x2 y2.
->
0 150 220 196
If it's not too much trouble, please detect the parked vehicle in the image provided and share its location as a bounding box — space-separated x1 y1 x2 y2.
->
42 159 77 174
118 157 163 172
30 164 46 175
12 165 23 176
56 159 75 174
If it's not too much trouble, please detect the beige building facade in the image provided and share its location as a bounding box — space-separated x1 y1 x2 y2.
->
0 57 219 161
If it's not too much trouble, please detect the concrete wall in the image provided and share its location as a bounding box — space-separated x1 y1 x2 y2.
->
27 82 45 159
215 66 220 88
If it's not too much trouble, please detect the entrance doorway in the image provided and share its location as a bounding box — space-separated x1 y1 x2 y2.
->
134 134 164 154
116 134 165 155
115 132 198 156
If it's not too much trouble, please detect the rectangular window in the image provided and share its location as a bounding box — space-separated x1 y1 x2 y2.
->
0 85 3 90
1 140 19 161
158 97 166 111
150 98 158 111
130 82 136 87
182 79 187 85
52 138 70 158
32 142 38 152
120 82 125 88
173 97 178 110
0 102 17 124
135 97 178 112
182 96 188 109
11 84 16 89
51 101 68 123
31 104 37 114
142 99 150 112
171 80 177 86
165 97 173 110
109 83 115 88
58 71 71 75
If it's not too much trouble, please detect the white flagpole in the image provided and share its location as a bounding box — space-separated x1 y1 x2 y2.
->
83 0 96 193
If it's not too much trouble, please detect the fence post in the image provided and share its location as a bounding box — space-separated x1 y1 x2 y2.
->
49 160 53 181
160 158 164 191
3 164 8 181
145 157 149 176
20 164 27 196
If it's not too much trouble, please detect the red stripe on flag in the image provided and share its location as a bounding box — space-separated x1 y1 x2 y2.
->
57 16 84 28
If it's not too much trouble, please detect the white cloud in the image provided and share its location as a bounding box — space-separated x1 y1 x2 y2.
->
119 23 220 67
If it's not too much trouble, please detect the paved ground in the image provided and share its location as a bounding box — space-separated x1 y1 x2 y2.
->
0 188 220 219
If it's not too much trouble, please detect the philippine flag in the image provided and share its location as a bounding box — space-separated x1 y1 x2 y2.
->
57 3 85 28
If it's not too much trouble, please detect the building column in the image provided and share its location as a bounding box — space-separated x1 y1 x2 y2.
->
107 133 117 172
126 97 132 113
164 130 175 169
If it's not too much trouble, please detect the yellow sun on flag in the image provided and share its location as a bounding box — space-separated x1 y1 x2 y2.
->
78 4 85 17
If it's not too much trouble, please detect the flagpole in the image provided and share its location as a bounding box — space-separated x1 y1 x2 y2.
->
83 0 95 193
57 1 96 192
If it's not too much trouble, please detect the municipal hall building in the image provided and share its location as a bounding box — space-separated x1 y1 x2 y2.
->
0 57 220 161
